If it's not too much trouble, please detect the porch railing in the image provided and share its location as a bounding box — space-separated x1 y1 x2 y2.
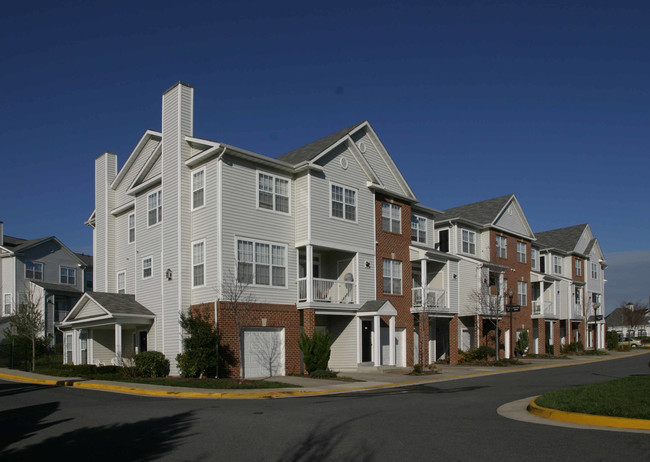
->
412 287 447 311
298 277 356 304
571 304 584 319
532 300 555 316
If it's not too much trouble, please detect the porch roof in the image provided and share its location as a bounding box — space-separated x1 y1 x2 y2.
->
59 292 155 329
31 280 82 295
358 300 397 316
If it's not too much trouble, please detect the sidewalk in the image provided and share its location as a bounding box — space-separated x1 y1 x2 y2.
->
1 349 646 399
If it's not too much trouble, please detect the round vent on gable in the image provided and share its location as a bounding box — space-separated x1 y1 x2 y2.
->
340 157 348 169
357 142 366 153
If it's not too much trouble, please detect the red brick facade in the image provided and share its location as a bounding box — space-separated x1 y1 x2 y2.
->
374 194 418 365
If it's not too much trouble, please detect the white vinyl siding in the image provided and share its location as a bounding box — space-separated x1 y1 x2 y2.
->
330 183 357 222
258 172 290 214
411 215 427 244
117 271 126 294
192 168 205 210
3 294 11 315
382 259 402 295
517 242 526 263
60 267 76 285
518 281 527 306
461 229 476 255
142 256 153 279
496 235 507 259
147 189 162 227
25 261 43 280
128 213 135 243
192 240 205 287
237 238 287 288
382 202 401 233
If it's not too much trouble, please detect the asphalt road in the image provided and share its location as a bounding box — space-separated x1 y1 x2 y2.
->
2 353 649 461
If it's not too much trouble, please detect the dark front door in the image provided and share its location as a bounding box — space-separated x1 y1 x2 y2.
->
362 321 372 362
139 331 148 352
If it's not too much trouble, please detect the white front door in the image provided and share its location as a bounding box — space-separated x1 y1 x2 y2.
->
395 328 406 367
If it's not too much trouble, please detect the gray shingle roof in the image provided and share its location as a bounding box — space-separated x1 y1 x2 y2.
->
358 300 391 312
440 194 514 225
534 224 588 252
2 235 53 253
75 253 93 269
276 121 366 165
87 292 154 317
31 281 82 294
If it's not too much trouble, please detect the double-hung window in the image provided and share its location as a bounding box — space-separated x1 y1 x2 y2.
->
553 256 563 275
461 229 476 255
517 242 527 263
237 239 287 287
411 215 427 243
382 259 402 295
382 202 401 233
591 263 598 279
496 236 507 258
192 168 205 209
192 240 205 287
531 248 538 271
517 281 527 306
142 256 153 279
575 259 582 277
128 213 135 243
60 267 76 285
3 294 11 315
26 262 43 280
148 190 162 226
117 271 126 294
331 184 356 221
258 172 289 213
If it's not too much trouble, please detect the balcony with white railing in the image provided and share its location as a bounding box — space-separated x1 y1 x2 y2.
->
298 278 356 305
532 300 556 318
411 287 450 313
571 303 584 319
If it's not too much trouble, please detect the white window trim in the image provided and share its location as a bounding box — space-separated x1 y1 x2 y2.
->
128 212 136 243
142 256 153 280
531 248 538 271
518 281 527 306
329 182 358 223
147 189 162 228
575 259 582 277
461 229 476 255
192 239 206 288
496 235 507 259
25 261 44 280
192 167 206 211
382 202 402 234
117 271 126 294
411 214 427 244
591 263 598 279
382 258 403 295
256 170 291 215
517 242 527 263
60 266 77 285
3 293 12 316
553 256 563 275
235 237 288 289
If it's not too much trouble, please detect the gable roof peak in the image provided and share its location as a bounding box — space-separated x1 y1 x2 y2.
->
441 194 516 226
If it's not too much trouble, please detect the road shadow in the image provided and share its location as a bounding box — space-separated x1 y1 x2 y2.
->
274 417 375 462
1 410 196 461
328 384 489 399
0 401 69 452
0 381 54 397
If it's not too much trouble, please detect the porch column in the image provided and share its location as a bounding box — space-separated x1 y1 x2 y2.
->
306 245 313 302
421 259 428 307
389 316 396 366
115 323 123 364
73 328 79 365
498 273 505 311
356 317 362 364
373 315 381 366
539 283 545 314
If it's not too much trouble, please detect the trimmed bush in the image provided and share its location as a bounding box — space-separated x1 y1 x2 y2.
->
176 310 220 378
606 330 619 350
309 369 338 379
515 330 529 356
298 330 331 374
135 351 168 377
561 342 584 354
412 363 423 374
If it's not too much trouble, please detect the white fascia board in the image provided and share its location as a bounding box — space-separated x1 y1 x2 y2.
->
220 143 296 173
128 176 162 196
111 130 162 189
184 142 224 168
367 183 416 204
85 210 96 227
346 136 382 186
126 142 163 193
110 200 135 216
59 314 114 328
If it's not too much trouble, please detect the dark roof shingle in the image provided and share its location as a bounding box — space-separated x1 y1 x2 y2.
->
440 194 513 225
534 224 588 252
87 292 154 316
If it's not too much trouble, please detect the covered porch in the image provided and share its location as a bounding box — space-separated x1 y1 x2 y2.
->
59 292 154 366
531 276 558 319
297 245 358 307
410 248 458 315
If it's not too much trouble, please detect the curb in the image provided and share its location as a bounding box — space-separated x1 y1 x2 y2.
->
527 398 650 430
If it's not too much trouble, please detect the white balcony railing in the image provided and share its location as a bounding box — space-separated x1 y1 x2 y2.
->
532 300 555 317
298 278 356 304
412 287 447 311
571 304 584 319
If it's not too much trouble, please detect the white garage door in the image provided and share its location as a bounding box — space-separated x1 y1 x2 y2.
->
243 328 285 378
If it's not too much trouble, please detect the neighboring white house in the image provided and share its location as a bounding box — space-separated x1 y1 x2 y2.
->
0 222 92 345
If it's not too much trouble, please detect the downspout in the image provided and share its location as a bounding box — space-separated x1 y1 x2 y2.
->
214 296 219 377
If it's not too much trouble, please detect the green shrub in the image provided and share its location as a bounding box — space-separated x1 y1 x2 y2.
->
464 346 495 362
309 369 338 379
515 330 529 356
412 363 423 374
606 331 619 350
561 342 584 353
176 310 220 378
135 351 168 377
617 344 631 352
298 330 331 374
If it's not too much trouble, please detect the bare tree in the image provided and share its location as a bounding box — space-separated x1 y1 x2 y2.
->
6 285 46 371
217 270 257 380
619 301 650 336
468 275 506 359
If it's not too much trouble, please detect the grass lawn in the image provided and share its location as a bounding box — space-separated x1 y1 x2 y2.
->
33 367 300 389
535 375 650 420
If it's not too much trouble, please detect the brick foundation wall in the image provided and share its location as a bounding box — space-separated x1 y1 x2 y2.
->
375 194 416 365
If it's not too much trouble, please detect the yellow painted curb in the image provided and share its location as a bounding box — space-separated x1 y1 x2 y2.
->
528 398 650 430
0 372 77 387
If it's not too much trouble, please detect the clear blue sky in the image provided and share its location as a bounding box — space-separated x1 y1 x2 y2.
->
1 1 648 312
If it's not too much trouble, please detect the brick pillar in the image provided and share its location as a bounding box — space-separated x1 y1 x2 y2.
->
418 313 429 365
302 309 315 337
449 315 459 365
578 320 586 345
537 318 546 355
553 321 561 355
